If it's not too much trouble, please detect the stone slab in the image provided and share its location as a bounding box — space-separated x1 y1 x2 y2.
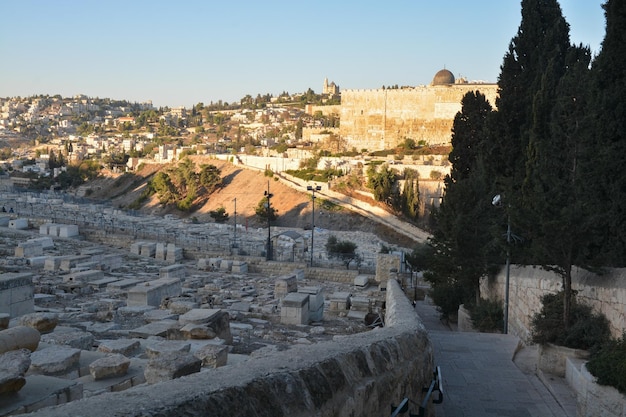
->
178 308 222 325
0 375 82 416
128 319 179 339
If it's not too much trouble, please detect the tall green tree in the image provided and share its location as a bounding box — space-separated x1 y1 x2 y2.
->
401 168 420 220
522 44 593 328
585 0 626 266
488 0 580 328
490 0 571 202
426 91 495 308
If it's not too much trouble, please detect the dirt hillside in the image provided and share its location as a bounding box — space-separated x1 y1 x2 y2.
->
84 157 418 248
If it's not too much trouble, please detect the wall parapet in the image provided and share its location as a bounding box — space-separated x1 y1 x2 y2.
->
480 266 626 341
26 279 434 417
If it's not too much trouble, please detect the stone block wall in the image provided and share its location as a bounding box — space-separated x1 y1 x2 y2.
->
25 279 434 417
480 266 626 341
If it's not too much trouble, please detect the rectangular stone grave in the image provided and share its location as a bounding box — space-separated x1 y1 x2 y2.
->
178 308 222 325
166 243 182 263
15 242 43 258
274 274 297 300
64 269 104 284
27 237 54 249
298 286 324 322
281 292 310 325
140 242 157 257
89 277 121 289
0 216 9 226
60 256 91 272
0 272 34 317
0 375 83 416
73 261 100 272
127 278 182 307
231 261 248 273
39 223 52 235
59 224 79 237
101 254 122 271
159 264 186 280
106 278 140 291
329 292 351 311
28 256 48 269
130 241 144 255
8 218 28 230
46 224 61 237
44 256 63 271
80 248 105 261
155 242 167 261
219 260 232 271
348 296 371 319
354 275 370 288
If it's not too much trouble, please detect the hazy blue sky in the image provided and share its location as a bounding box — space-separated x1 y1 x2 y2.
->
0 1 606 108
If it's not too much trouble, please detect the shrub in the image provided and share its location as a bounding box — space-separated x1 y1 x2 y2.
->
429 281 464 319
468 299 503 332
531 291 611 350
586 333 626 394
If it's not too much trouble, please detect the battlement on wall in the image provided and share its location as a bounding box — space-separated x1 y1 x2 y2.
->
25 279 434 417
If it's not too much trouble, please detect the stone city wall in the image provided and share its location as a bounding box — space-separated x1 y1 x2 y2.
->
340 84 498 151
26 279 434 417
480 265 626 341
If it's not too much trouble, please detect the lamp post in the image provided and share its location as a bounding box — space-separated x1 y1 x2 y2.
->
264 181 273 261
492 194 511 334
232 198 238 248
307 185 322 267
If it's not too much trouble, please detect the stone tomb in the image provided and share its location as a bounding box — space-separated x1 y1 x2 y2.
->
0 273 34 318
159 264 186 280
9 219 28 230
39 223 79 237
281 292 310 325
298 286 324 322
329 292 351 312
15 241 43 258
274 274 298 300
126 278 182 307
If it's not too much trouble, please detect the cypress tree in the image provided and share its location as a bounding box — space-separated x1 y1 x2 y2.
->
586 0 626 266
490 0 571 203
523 44 593 328
426 91 495 307
489 0 581 328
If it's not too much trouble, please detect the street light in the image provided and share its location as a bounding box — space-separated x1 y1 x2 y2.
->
264 181 273 261
492 194 511 334
307 185 322 267
232 198 238 249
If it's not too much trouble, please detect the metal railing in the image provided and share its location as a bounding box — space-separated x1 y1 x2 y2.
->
390 366 443 417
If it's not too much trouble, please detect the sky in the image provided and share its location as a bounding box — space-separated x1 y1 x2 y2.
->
0 1 607 109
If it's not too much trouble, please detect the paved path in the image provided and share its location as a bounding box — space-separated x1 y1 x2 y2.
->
414 298 576 417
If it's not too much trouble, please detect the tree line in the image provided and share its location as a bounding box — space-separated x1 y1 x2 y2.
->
421 0 625 330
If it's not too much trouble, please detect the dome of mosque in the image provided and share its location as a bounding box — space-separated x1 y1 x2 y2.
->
432 69 455 85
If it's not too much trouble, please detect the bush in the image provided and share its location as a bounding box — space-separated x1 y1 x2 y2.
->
429 281 464 319
586 333 626 394
468 299 503 332
531 291 611 350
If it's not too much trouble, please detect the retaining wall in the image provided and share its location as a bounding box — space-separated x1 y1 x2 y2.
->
480 266 626 341
26 279 434 417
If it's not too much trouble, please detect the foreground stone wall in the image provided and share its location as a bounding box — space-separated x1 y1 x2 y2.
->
480 266 626 341
26 279 433 417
